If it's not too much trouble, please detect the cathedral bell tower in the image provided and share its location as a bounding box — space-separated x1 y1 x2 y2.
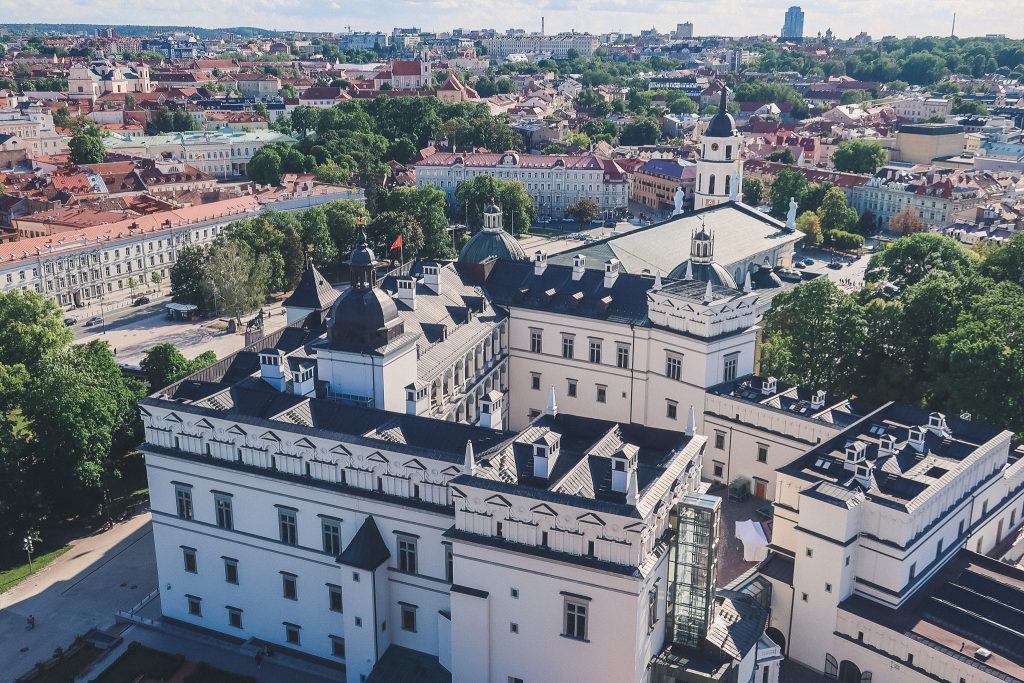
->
695 83 744 210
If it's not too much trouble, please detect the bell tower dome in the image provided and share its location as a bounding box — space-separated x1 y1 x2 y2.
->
695 82 744 210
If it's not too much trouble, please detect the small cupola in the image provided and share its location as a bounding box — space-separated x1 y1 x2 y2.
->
610 445 637 494
762 377 778 395
927 412 948 436
534 250 548 276
878 433 896 456
908 426 926 451
572 254 586 281
604 258 620 288
259 348 288 392
845 440 867 464
810 389 826 409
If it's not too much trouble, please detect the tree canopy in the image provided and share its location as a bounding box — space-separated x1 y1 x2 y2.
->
832 139 887 174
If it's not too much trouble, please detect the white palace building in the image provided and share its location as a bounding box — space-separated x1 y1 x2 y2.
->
141 107 1024 683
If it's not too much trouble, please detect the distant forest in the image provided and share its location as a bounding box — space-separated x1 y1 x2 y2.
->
0 24 283 38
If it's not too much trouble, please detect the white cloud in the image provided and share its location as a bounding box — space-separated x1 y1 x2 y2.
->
0 0 1019 39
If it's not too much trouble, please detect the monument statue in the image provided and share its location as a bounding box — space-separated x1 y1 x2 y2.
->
786 196 798 230
673 186 686 215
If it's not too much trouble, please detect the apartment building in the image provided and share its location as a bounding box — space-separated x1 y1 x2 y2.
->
481 33 600 59
414 151 629 219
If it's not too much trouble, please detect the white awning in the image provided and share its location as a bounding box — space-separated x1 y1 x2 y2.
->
735 519 769 562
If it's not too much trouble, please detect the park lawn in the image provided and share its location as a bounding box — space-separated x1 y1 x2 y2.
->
91 643 184 683
0 544 70 594
25 644 102 683
185 662 257 683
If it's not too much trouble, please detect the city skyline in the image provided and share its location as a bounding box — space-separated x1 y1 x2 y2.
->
1 0 1022 40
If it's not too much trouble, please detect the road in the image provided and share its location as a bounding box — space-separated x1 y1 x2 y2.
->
0 515 157 680
74 299 290 367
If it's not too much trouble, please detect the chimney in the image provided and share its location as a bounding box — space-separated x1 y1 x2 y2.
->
291 361 316 397
625 466 638 506
422 264 441 294
258 348 288 392
761 376 777 395
572 254 586 280
810 389 826 409
405 382 429 416
603 258 620 288
396 277 416 310
534 250 547 275
479 390 504 430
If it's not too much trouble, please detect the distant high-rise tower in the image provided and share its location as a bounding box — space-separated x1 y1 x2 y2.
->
781 5 805 40
675 22 694 39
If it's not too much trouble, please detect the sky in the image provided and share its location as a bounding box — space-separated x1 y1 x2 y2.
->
1 0 1022 40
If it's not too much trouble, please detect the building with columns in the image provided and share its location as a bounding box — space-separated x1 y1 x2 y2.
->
695 86 744 210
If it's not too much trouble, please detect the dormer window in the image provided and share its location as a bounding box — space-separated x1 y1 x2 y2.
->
845 441 866 462
908 427 925 446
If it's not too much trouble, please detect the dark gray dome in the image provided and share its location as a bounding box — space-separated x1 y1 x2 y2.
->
706 82 737 138
668 260 738 288
328 287 401 350
458 229 528 264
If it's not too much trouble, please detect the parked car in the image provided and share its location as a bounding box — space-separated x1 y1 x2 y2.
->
63 317 77 326
85 315 104 327
133 296 151 306
803 258 815 266
794 262 807 269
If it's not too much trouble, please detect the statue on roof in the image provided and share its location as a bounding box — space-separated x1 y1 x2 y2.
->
673 186 685 215
786 196 798 230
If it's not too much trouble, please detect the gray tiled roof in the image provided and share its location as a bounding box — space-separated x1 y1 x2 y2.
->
283 262 340 312
378 262 506 382
548 202 801 275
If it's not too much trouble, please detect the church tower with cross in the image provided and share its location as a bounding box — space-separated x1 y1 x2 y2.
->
694 82 744 210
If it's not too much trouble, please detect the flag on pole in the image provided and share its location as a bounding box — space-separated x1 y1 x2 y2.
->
390 234 403 251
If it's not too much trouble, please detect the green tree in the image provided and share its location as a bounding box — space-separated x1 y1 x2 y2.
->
68 125 106 164
150 272 163 291
281 227 306 291
454 176 537 237
298 207 339 267
170 245 209 308
769 169 809 220
321 200 370 261
382 186 455 259
0 290 73 371
981 231 1024 286
52 106 73 129
866 233 980 291
742 177 764 205
930 282 1024 432
619 118 660 146
23 341 144 513
832 139 887 174
840 89 868 105
817 186 858 233
760 278 867 395
140 343 217 390
798 182 834 216
248 147 283 186
766 148 796 164
795 211 823 245
200 241 271 321
566 197 600 224
952 97 989 116
369 211 425 260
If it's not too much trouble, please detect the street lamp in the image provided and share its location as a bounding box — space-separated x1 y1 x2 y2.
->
23 532 36 574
